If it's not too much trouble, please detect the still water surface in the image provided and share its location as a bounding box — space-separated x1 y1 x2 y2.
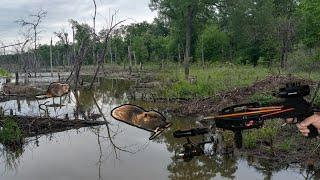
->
0 77 316 180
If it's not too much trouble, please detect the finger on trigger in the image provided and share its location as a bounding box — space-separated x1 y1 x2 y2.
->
297 123 307 129
299 128 310 134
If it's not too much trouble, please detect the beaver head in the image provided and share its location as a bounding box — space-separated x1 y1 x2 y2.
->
61 84 70 93
135 111 167 129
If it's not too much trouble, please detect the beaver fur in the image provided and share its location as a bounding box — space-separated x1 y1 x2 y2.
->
111 104 168 131
46 82 69 97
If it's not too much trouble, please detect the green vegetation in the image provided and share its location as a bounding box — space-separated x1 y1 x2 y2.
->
0 0 319 78
0 117 22 145
0 68 10 77
243 131 259 149
249 92 277 106
243 120 280 149
157 63 271 98
312 95 320 107
278 139 293 152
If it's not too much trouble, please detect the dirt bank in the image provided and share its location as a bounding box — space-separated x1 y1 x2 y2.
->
172 75 315 116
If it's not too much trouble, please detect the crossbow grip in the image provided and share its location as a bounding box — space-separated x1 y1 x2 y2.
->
307 124 319 138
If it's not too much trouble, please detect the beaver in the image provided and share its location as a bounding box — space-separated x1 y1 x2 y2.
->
36 82 70 99
111 104 169 131
46 82 70 97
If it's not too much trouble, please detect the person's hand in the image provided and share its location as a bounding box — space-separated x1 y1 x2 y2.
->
296 114 320 137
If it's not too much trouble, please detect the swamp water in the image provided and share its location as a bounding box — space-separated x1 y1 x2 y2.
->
0 76 318 180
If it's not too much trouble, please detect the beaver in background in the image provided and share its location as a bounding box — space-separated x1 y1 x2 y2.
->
46 82 70 97
36 82 70 99
111 104 170 131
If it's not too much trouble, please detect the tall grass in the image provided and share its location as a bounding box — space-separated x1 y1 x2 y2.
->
243 120 280 149
157 63 272 98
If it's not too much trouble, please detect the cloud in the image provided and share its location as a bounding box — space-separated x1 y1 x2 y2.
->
0 0 156 50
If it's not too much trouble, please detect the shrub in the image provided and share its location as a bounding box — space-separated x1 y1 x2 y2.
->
0 117 22 145
243 131 258 149
0 68 10 77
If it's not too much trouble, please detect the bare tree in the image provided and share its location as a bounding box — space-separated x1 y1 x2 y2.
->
67 20 91 90
13 39 30 79
277 17 295 69
55 30 70 66
16 10 47 77
89 11 125 89
92 0 98 66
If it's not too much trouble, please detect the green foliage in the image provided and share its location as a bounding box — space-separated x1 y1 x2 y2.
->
221 0 278 66
298 0 320 48
243 131 258 149
150 0 217 62
0 0 318 71
278 139 292 152
132 36 148 62
258 121 280 141
243 120 280 149
312 93 320 107
0 68 10 77
249 92 276 106
0 117 22 145
159 63 270 98
196 24 229 61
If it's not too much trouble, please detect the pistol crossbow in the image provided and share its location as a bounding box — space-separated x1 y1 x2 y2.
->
174 82 320 150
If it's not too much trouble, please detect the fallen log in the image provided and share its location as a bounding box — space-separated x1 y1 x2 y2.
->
2 83 45 97
0 115 107 138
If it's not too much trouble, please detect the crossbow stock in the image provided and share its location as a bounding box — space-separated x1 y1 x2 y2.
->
174 82 320 150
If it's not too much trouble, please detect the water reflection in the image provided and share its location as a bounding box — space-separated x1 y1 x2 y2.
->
0 76 318 180
0 141 23 172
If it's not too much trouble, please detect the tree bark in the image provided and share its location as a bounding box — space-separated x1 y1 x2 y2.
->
128 46 132 74
34 27 37 77
201 36 204 69
50 38 53 77
184 5 193 80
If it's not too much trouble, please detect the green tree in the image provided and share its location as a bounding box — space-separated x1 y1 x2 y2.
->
196 24 229 62
132 36 148 62
217 0 277 66
273 0 298 68
150 0 217 79
298 0 320 48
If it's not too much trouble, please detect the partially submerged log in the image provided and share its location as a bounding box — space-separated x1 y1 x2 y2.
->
0 115 107 138
3 83 45 97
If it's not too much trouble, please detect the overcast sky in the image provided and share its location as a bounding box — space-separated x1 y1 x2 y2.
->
0 0 157 52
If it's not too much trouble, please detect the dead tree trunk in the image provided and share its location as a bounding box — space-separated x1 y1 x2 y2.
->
74 39 88 90
184 5 193 80
128 46 132 74
34 26 38 77
279 17 295 69
50 38 53 77
89 13 125 90
201 36 204 69
92 0 98 66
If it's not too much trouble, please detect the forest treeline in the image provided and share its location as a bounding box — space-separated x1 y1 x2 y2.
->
1 0 319 77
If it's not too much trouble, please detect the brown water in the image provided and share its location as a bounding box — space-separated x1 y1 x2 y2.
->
0 76 317 180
